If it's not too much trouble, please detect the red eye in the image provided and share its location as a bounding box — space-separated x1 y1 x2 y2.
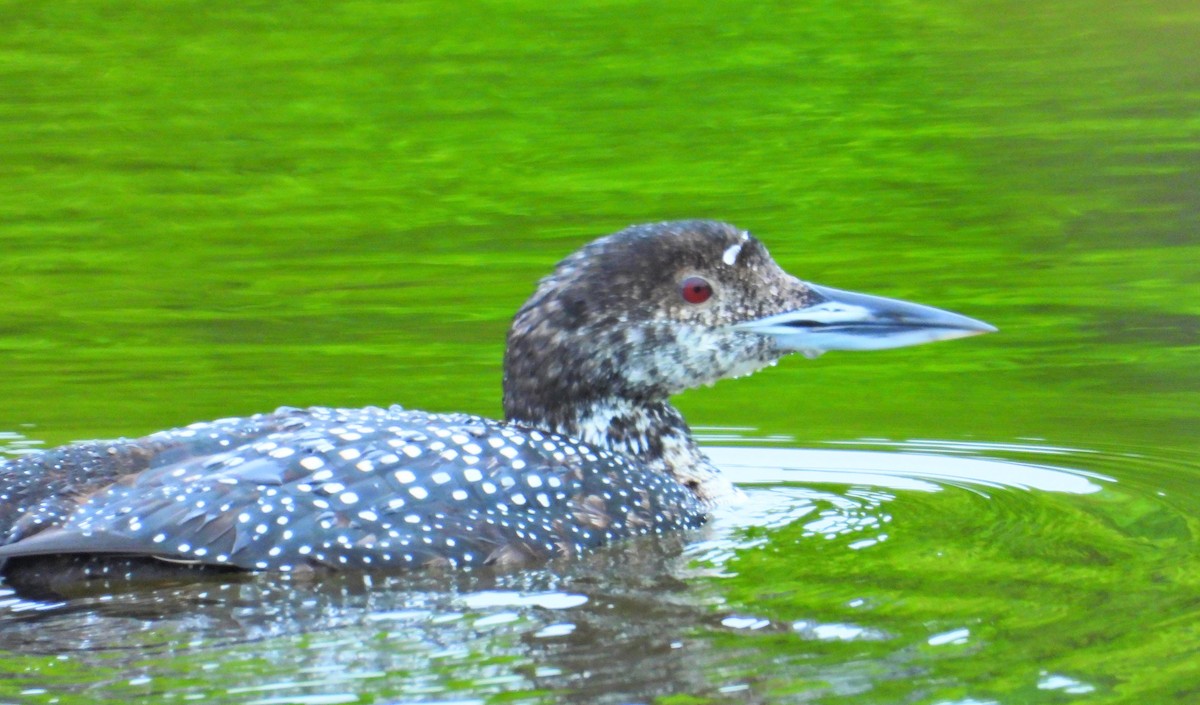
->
680 276 713 304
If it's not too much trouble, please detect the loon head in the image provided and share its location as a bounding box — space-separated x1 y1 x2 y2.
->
502 220 994 498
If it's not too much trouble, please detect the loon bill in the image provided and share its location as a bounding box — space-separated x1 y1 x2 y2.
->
0 220 994 579
734 283 996 353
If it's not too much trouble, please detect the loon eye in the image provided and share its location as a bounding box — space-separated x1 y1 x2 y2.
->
680 276 713 304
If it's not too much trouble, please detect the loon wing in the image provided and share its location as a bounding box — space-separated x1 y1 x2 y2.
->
1 406 706 573
0 409 306 544
0 528 171 559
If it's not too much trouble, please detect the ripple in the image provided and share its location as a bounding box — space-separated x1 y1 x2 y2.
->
708 445 1111 495
0 429 44 458
693 437 1200 591
691 441 1120 567
1 435 1195 705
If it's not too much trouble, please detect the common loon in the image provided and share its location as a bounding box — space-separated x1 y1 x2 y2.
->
0 221 994 577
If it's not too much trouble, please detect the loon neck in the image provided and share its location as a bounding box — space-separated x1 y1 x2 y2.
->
506 396 737 505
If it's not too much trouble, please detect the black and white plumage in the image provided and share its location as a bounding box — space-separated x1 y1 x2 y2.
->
0 220 994 579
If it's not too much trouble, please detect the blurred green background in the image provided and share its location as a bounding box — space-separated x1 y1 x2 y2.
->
3 0 1194 453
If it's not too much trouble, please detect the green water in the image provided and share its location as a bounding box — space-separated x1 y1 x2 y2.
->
1 0 1198 703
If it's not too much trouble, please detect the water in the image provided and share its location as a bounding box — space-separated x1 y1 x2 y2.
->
1 0 1198 702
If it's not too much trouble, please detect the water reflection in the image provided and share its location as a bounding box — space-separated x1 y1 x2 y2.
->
707 444 1111 495
0 435 1152 704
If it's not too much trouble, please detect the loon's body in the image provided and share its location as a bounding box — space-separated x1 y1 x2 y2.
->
0 221 994 577
0 406 705 572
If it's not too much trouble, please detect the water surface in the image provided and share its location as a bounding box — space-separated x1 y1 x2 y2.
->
1 0 1198 703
